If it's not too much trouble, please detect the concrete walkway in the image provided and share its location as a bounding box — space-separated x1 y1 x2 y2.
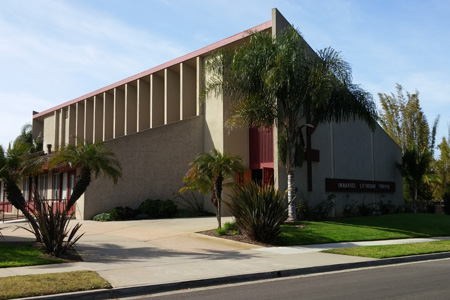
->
1 217 450 299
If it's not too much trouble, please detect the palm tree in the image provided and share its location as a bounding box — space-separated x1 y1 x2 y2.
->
14 123 43 153
400 146 433 213
204 26 377 221
180 149 244 228
50 139 122 214
0 141 42 238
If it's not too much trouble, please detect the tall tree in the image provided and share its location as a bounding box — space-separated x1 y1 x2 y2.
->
379 84 439 205
50 140 122 214
378 84 438 153
14 123 43 153
204 26 377 220
180 149 244 229
433 129 450 199
0 141 42 238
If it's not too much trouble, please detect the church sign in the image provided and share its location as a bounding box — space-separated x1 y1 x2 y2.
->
325 178 395 193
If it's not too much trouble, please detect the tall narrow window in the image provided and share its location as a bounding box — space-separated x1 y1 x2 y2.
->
52 173 60 200
23 177 30 201
39 174 47 199
62 173 68 201
69 172 75 200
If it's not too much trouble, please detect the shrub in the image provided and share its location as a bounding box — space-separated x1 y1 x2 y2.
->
223 222 238 231
20 192 84 257
227 182 286 244
176 191 212 217
109 206 137 221
93 213 112 222
297 194 335 221
357 202 373 216
215 228 227 236
443 191 450 215
138 199 178 219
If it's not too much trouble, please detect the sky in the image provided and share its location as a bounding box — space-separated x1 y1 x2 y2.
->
1 0 449 152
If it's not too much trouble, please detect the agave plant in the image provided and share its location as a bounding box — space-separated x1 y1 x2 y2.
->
228 181 287 244
20 190 84 257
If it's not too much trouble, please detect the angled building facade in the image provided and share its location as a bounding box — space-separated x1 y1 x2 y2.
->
21 9 403 220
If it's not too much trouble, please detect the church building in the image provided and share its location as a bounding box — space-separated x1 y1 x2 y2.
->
18 9 404 220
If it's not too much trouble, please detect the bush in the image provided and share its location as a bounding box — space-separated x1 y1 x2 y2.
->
176 191 212 217
223 222 238 231
443 191 450 215
138 199 178 219
109 206 137 221
296 194 335 221
20 192 83 257
93 213 112 222
215 228 227 236
228 182 286 244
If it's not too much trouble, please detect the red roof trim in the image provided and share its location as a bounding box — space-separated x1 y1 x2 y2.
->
33 20 272 119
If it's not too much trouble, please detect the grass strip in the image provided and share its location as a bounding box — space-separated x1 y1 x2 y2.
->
322 240 450 258
279 213 450 246
0 271 111 300
0 243 63 268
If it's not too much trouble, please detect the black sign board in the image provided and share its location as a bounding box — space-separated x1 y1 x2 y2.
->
325 178 396 193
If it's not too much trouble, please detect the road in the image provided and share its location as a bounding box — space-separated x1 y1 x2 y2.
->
139 258 450 299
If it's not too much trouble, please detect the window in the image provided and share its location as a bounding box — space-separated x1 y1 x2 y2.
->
39 175 47 199
61 173 68 201
0 181 3 202
23 177 31 201
69 172 75 199
52 173 60 200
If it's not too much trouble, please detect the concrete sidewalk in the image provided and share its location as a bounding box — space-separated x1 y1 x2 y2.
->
1 218 450 299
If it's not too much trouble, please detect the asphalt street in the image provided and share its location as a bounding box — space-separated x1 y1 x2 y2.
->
141 258 450 300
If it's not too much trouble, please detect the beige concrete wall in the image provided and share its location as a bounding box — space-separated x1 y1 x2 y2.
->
103 91 114 141
81 116 204 219
85 98 94 143
138 77 151 131
297 119 404 216
43 114 55 152
114 87 125 138
151 72 164 128
94 95 104 142
165 67 180 124
181 61 196 120
125 82 138 135
76 101 85 142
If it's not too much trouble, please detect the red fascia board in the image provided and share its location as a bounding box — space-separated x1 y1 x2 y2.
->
33 20 272 119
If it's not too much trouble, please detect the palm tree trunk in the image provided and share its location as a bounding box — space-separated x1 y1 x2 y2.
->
287 169 297 221
4 181 41 242
215 174 223 229
64 167 91 215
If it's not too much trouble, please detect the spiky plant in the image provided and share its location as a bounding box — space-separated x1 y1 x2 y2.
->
228 181 287 244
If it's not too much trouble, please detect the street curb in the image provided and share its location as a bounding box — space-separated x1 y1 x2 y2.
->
24 251 450 299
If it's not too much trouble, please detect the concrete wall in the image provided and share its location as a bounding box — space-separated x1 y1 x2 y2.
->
80 115 204 219
296 119 403 216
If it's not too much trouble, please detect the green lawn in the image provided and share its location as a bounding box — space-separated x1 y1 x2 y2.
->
0 271 111 300
0 243 63 268
279 213 450 246
323 240 450 258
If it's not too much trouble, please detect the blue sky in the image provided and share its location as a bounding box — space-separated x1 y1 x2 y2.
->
1 0 449 151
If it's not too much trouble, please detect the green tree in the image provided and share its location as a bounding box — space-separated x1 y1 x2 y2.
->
50 140 122 214
204 26 377 220
378 84 438 153
399 146 433 213
14 123 43 153
0 141 42 237
378 84 439 205
180 149 244 228
433 129 450 199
